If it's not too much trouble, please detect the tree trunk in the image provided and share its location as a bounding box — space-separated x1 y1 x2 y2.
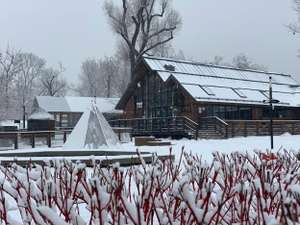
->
129 51 136 81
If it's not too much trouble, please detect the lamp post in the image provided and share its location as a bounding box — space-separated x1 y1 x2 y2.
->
23 104 26 129
263 76 280 150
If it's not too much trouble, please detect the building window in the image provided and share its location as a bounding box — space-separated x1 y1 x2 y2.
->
61 114 69 127
233 88 247 98
200 86 215 96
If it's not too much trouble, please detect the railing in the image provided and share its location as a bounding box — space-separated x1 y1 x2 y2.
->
0 130 73 150
0 127 131 150
199 116 229 138
225 120 300 137
111 117 300 140
109 116 199 139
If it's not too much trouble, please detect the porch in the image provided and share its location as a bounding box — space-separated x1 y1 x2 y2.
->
109 117 300 139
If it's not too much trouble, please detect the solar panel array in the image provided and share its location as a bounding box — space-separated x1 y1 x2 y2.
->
144 56 300 107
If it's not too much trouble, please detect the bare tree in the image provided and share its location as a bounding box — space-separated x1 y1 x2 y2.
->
77 59 102 97
104 0 182 80
100 56 119 97
77 57 120 97
39 64 67 96
232 54 267 71
289 0 300 34
15 53 45 122
0 47 22 119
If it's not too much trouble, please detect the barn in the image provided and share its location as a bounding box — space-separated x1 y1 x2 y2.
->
32 96 122 129
113 56 300 138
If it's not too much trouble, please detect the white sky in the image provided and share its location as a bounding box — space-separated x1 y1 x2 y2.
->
0 0 300 84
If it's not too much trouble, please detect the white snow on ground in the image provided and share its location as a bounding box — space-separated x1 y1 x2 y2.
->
1 134 300 224
1 134 300 162
123 134 300 162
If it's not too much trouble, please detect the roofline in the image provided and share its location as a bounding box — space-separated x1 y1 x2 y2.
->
156 70 293 86
144 55 292 77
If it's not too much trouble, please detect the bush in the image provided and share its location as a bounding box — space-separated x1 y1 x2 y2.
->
0 149 299 225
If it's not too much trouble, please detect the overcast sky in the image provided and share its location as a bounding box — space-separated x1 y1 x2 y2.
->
1 0 300 85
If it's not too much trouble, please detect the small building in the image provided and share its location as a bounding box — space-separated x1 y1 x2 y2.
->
114 56 300 138
28 108 55 131
31 96 122 129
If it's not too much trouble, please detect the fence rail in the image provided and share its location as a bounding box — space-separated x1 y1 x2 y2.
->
109 116 199 139
110 117 300 140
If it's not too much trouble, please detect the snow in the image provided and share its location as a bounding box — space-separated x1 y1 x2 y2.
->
65 96 121 114
2 134 300 162
28 108 54 120
63 103 120 149
1 134 300 224
35 96 122 114
0 120 17 127
124 134 300 162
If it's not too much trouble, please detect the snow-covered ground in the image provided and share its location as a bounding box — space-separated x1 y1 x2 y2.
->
1 134 300 224
1 134 299 162
124 134 300 161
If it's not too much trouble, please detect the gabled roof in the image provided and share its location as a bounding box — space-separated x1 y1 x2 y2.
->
35 96 122 114
117 56 300 108
144 56 300 107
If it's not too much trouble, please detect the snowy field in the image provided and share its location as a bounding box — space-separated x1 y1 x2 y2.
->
126 134 300 161
2 134 300 162
1 134 300 224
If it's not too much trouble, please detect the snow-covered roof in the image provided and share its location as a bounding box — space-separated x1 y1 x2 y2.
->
35 96 122 113
0 120 17 127
144 56 300 107
29 108 54 120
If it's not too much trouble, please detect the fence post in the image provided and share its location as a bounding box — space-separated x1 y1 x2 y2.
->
225 125 228 139
244 122 247 137
63 131 67 143
31 134 35 148
47 132 51 148
14 134 18 149
292 122 295 135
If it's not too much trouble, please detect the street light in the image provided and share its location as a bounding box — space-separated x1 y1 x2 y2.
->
263 76 280 150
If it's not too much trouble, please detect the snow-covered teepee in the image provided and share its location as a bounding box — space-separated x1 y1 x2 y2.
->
63 102 119 149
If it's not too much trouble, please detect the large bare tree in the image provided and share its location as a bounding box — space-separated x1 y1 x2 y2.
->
104 0 182 80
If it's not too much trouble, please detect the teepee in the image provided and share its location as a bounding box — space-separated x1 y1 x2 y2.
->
63 103 119 149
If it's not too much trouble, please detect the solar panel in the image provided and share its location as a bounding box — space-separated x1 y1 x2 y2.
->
233 88 247 98
200 86 215 96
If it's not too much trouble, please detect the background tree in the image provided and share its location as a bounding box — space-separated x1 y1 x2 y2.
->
77 56 121 97
289 0 300 35
232 54 267 71
39 64 67 97
0 47 22 119
77 59 102 97
100 56 119 97
208 54 267 71
16 53 45 120
104 0 182 80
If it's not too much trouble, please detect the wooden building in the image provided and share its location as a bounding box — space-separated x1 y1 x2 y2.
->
113 56 300 138
32 96 122 129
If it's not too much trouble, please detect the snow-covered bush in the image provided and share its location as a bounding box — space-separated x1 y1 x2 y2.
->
0 149 300 224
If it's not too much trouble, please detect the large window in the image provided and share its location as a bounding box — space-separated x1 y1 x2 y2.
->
205 105 252 120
